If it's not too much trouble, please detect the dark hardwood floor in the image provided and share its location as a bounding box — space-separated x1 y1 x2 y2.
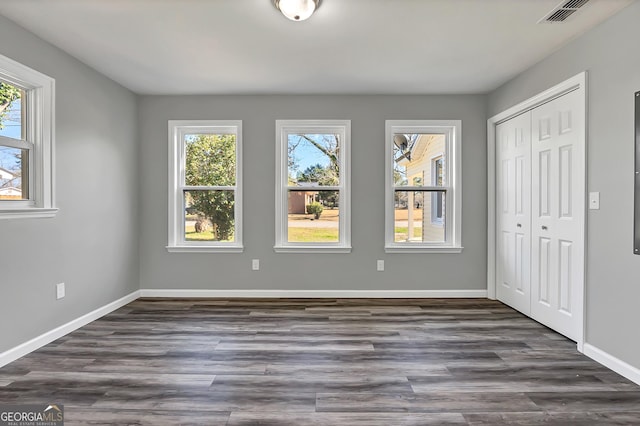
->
1 298 639 425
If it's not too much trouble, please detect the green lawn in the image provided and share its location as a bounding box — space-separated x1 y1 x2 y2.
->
188 228 336 242
185 225 233 242
186 224 418 243
394 227 423 241
288 227 339 242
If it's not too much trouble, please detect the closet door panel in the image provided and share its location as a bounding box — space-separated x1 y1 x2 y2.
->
496 112 531 315
531 90 584 341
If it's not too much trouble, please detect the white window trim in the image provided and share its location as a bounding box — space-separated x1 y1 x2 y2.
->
167 120 243 253
385 120 462 253
0 53 56 219
275 120 351 253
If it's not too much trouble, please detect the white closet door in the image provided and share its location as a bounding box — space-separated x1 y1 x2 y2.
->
531 89 585 341
496 113 532 315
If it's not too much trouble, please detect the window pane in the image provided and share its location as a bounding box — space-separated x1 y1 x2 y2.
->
288 190 339 242
184 190 235 242
393 134 445 186
185 134 236 186
0 82 24 140
0 146 28 200
288 133 340 187
394 190 445 243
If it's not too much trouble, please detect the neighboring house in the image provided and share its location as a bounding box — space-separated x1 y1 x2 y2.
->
396 134 446 242
288 180 320 214
0 167 21 199
0 186 22 199
288 190 318 214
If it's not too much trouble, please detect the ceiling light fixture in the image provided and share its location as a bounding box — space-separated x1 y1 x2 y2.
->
274 0 320 21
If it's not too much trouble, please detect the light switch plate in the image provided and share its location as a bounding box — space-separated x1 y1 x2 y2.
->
377 260 384 272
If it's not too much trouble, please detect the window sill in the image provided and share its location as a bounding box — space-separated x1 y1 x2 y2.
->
166 245 244 253
0 208 58 220
385 245 463 254
274 245 352 254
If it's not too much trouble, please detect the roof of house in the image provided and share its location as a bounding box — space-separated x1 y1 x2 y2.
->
0 186 21 194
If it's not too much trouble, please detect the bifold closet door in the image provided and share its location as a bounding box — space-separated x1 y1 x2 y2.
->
530 89 585 342
496 113 532 315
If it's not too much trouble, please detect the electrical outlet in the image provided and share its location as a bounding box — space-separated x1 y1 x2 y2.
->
377 260 384 272
56 283 65 300
589 192 600 210
252 259 260 271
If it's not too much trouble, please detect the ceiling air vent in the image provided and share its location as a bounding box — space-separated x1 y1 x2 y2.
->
539 0 590 23
562 0 590 8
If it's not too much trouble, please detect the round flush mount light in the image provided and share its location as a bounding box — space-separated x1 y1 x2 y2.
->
274 0 321 21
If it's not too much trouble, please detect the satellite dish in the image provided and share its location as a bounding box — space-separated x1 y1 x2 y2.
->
393 134 408 151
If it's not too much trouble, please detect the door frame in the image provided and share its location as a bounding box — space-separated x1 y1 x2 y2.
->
487 72 587 352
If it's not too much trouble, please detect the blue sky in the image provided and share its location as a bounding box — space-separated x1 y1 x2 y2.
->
0 99 22 173
288 133 334 177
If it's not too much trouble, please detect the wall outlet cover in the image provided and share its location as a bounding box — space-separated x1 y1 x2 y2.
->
589 192 600 210
56 283 65 300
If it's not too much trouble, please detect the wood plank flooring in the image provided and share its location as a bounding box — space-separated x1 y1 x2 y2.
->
1 298 639 425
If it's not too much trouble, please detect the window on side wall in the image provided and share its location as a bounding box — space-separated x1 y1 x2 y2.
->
0 54 56 219
167 120 243 252
275 120 351 253
385 120 462 253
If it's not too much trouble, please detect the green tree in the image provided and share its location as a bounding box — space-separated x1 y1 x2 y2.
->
185 134 236 241
297 163 337 186
0 82 20 129
306 201 324 219
297 163 339 207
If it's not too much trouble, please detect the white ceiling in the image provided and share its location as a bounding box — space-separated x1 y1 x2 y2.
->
0 0 633 95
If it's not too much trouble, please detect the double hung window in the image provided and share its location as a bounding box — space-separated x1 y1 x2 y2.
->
275 120 351 252
385 120 462 253
0 54 55 219
168 120 242 252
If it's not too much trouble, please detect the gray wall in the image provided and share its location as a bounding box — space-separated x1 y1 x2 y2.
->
139 95 487 291
488 2 640 369
0 15 139 352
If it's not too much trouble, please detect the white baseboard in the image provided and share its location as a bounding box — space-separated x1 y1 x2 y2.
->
583 343 640 386
139 289 488 298
0 290 140 368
